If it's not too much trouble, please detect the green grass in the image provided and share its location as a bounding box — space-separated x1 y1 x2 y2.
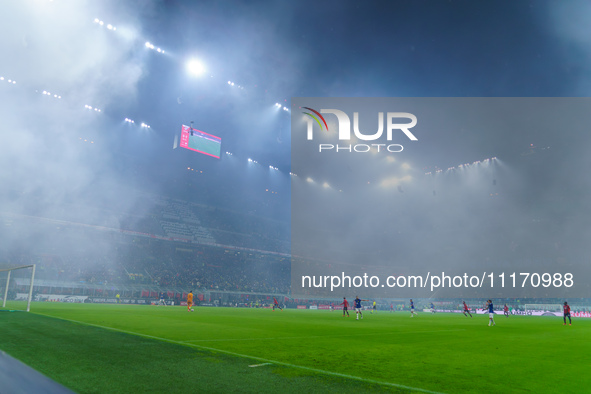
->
1 303 589 393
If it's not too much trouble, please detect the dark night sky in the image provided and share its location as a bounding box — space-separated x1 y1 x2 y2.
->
1 0 589 214
126 0 588 172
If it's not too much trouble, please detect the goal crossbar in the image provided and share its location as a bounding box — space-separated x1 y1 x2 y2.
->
0 264 36 272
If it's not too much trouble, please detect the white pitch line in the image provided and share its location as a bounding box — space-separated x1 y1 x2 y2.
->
34 313 446 394
249 363 272 368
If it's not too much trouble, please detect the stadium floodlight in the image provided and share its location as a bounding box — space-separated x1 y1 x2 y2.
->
0 77 3 80
94 18 99 23
186 59 206 76
145 41 165 53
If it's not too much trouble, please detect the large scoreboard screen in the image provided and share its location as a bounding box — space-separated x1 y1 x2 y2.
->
179 124 222 159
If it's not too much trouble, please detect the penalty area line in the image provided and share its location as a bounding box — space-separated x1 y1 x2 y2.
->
34 313 445 394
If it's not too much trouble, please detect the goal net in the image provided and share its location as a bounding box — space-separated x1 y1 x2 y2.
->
524 304 562 313
0 265 36 312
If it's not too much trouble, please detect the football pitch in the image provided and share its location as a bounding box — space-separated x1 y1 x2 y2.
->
0 303 589 393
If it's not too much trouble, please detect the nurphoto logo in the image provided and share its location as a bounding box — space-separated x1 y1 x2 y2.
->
302 107 418 153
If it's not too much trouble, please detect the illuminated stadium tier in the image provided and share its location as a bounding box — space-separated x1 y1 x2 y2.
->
180 124 221 159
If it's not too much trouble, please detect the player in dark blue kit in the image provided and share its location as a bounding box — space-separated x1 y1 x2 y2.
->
158 292 166 306
410 299 418 317
429 302 435 314
485 299 495 326
354 296 368 320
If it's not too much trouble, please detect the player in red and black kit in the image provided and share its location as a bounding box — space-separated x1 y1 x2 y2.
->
462 301 472 318
503 304 509 317
340 297 350 317
273 297 282 311
563 301 572 325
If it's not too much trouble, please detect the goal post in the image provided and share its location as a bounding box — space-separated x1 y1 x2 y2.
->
0 264 36 312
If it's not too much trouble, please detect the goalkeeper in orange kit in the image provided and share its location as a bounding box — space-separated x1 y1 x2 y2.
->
187 291 194 312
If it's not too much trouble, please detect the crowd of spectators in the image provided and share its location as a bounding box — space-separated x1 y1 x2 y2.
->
1 234 290 296
2 193 587 308
120 239 290 294
0 191 291 296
